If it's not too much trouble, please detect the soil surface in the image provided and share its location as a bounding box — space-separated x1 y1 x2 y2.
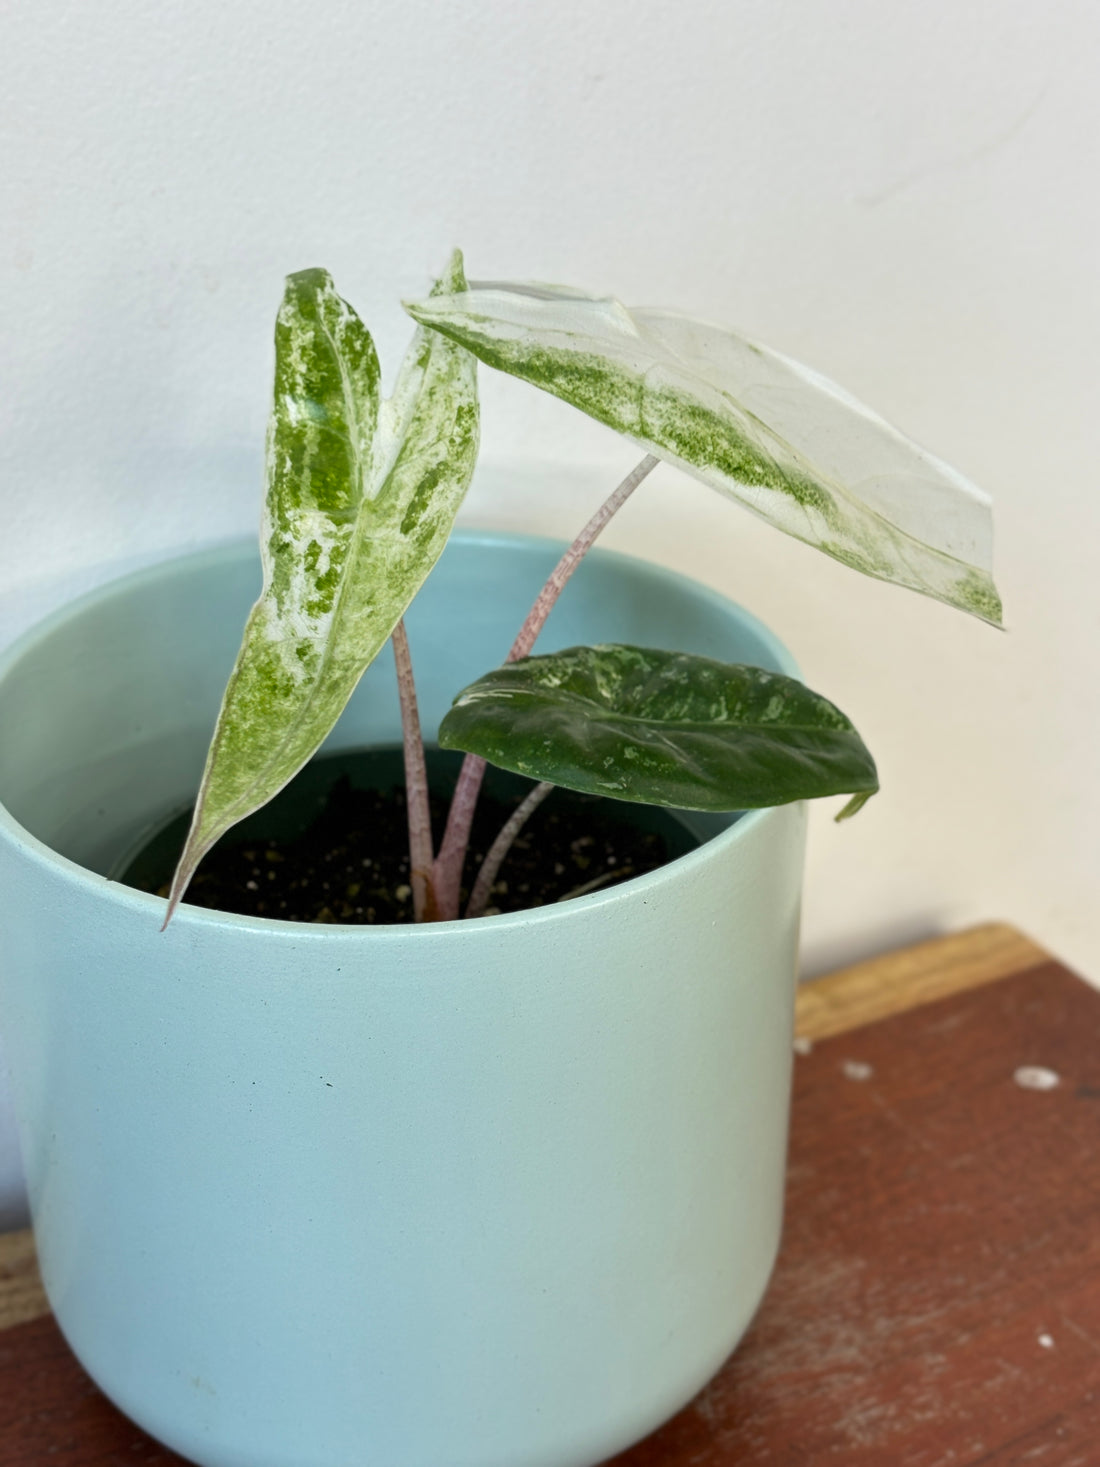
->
121 748 700 924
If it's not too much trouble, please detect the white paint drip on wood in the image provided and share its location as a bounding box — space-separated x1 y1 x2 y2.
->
842 1059 874 1081
1013 1066 1060 1091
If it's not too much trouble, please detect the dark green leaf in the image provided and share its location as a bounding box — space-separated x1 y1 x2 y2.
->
438 644 878 814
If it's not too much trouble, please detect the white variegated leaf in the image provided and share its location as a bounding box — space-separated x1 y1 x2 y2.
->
165 253 479 919
404 281 1001 625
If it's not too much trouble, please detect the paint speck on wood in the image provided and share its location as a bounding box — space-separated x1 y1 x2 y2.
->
1014 1064 1061 1091
842 1058 874 1081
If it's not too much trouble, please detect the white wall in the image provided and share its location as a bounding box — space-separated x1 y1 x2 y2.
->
1 0 1097 1223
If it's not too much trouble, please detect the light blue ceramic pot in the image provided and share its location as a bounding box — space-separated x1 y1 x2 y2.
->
0 532 805 1467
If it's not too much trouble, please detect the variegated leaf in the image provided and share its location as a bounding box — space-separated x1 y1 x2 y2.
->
438 644 878 817
404 281 1001 625
165 253 479 919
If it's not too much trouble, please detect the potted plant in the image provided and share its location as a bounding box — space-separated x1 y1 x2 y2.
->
0 252 999 1467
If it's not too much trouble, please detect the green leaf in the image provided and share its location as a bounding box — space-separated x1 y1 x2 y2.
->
404 281 1002 626
166 253 479 917
438 644 878 814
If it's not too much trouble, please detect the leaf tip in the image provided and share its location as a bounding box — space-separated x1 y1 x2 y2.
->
401 296 430 325
403 248 471 322
432 247 468 297
161 818 214 928
160 862 192 929
283 266 335 300
834 788 877 822
951 568 1004 628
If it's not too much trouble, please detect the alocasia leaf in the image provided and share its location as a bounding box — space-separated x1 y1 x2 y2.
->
438 645 878 817
404 282 1001 626
165 252 479 919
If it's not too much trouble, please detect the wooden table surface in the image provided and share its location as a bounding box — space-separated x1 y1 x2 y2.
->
3 922 1097 1465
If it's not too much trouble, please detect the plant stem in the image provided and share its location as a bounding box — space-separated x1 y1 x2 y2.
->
431 453 659 919
508 454 659 661
391 619 437 922
465 781 554 920
430 752 488 920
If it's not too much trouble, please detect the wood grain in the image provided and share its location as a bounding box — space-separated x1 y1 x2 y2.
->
0 1228 47 1331
0 1312 187 1465
795 920 1049 1041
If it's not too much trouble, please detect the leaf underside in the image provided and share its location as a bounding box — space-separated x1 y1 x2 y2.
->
404 282 1002 626
165 253 479 918
438 644 879 815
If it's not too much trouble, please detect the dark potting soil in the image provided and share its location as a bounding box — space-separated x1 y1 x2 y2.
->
119 747 702 923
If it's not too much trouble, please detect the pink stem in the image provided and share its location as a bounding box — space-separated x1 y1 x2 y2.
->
391 619 437 922
431 454 659 919
465 781 554 920
507 454 658 662
430 754 488 920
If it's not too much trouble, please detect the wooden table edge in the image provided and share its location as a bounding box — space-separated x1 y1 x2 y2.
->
0 1228 48 1331
794 920 1049 1042
0 920 1054 1334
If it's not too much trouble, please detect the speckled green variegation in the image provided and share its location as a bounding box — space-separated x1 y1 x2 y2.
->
166 254 479 918
438 645 879 817
404 282 1001 625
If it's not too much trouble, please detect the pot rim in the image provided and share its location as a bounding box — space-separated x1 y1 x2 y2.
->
0 530 802 940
